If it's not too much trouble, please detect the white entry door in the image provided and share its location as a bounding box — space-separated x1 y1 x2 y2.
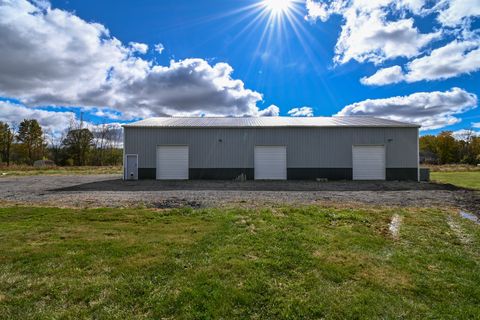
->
125 154 138 180
156 146 189 180
352 145 386 180
254 146 287 180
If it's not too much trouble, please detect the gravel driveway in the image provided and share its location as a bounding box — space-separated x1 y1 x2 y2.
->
1 174 479 212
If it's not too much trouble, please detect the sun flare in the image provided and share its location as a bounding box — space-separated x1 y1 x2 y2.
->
263 0 293 15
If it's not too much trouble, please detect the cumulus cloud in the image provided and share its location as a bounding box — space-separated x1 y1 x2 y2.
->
258 105 280 117
473 122 480 128
361 66 405 85
405 40 480 82
101 59 264 118
336 88 478 130
305 0 440 65
304 0 336 22
305 0 480 76
436 0 480 27
287 107 314 117
0 101 75 134
155 43 165 54
362 40 480 85
335 13 440 65
0 0 269 119
129 42 148 54
89 108 124 120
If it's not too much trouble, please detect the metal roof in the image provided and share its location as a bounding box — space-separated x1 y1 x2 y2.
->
123 116 419 128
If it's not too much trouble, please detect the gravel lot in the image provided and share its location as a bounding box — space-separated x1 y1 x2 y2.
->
1 174 479 212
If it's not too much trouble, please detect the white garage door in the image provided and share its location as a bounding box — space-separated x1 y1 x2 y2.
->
156 146 189 180
254 146 287 180
353 145 386 180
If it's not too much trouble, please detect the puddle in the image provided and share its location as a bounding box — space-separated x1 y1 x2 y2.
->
389 214 402 239
459 210 480 224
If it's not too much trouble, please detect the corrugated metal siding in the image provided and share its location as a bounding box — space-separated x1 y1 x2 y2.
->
124 127 418 168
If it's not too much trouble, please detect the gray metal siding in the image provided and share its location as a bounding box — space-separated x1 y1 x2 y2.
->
124 127 418 169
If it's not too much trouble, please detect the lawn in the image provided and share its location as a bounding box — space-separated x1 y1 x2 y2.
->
431 171 480 190
0 165 122 176
0 205 479 319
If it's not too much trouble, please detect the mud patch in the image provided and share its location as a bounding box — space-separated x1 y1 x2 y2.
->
389 214 402 239
447 216 471 244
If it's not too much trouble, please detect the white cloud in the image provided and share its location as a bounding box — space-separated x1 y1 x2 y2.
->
306 0 480 87
436 0 480 27
335 13 440 65
89 108 124 120
304 0 333 22
305 0 440 65
361 66 405 85
0 0 269 119
104 58 267 118
0 101 74 134
336 88 478 130
288 107 314 117
257 105 280 117
473 122 480 128
155 43 165 54
129 42 148 54
362 40 480 85
305 0 480 71
0 0 146 106
405 40 480 82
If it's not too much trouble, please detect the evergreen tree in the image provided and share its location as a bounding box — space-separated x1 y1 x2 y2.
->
0 122 14 165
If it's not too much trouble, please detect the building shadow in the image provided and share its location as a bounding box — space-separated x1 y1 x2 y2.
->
51 178 464 192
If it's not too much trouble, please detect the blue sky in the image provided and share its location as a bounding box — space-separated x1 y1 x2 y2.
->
0 0 479 136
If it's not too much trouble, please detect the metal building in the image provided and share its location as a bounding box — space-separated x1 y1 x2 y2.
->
123 117 420 181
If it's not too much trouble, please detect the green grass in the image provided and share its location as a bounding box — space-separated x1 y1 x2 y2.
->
0 205 479 319
431 171 480 190
0 165 122 176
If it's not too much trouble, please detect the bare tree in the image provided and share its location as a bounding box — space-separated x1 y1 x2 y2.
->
45 128 67 165
90 121 123 165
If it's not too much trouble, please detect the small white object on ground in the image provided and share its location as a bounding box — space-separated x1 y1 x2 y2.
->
389 214 402 239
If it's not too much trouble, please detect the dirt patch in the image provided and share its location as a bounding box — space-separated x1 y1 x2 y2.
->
0 174 479 211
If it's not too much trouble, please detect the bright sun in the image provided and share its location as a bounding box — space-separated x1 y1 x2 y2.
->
263 0 293 15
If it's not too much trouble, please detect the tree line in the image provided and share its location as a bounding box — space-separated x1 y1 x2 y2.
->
0 118 122 166
420 130 480 165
